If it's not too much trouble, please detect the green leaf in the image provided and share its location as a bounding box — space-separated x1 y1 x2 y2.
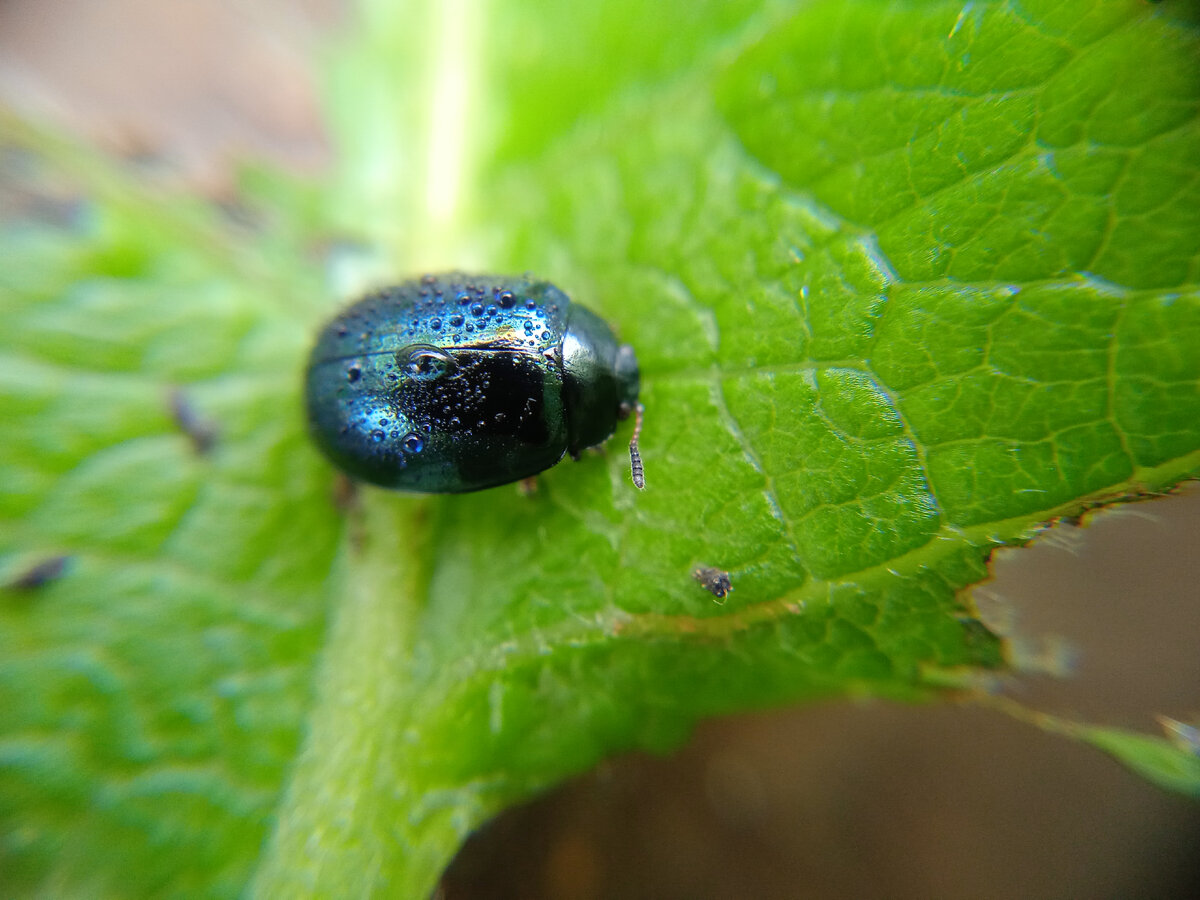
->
985 700 1200 796
2 0 1199 897
1082 727 1200 797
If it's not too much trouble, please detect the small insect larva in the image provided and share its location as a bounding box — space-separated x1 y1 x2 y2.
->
693 566 733 599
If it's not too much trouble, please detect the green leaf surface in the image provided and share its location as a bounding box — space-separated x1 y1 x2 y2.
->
1082 727 1200 797
2 0 1199 897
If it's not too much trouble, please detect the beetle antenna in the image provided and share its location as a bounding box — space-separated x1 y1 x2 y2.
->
629 403 645 489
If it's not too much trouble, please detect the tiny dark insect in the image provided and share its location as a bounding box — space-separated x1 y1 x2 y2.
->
5 555 71 591
168 388 218 455
305 273 644 493
693 566 733 599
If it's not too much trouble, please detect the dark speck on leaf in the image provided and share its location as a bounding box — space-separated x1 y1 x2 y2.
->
6 555 71 591
693 566 733 600
169 388 219 454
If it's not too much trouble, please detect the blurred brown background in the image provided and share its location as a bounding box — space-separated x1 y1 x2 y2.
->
2 2 1198 897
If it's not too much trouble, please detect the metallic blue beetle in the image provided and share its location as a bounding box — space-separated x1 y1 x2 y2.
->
305 273 643 493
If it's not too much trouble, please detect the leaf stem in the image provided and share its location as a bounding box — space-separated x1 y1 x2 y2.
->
249 495 459 899
417 0 483 269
